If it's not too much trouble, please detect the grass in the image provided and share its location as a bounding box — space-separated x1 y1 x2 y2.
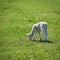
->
0 0 60 60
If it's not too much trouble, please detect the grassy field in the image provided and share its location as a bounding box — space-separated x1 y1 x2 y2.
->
0 0 60 60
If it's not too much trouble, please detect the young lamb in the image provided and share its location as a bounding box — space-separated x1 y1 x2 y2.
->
26 22 48 42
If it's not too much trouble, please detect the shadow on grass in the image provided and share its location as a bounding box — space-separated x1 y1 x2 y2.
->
41 40 54 43
20 38 59 43
32 40 54 43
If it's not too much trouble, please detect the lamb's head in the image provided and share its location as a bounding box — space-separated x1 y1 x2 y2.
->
26 33 32 40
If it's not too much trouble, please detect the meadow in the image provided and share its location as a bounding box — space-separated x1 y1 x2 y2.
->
0 0 60 60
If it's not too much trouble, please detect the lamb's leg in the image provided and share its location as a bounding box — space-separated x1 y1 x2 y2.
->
42 28 47 41
44 29 47 41
38 31 42 41
32 32 36 40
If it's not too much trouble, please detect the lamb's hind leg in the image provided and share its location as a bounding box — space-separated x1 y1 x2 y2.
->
42 28 48 42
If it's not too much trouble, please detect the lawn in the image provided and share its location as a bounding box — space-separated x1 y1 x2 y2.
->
0 0 60 60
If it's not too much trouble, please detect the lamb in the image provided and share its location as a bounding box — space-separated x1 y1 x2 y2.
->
26 22 48 42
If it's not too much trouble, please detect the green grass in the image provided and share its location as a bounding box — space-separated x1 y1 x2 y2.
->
0 0 60 60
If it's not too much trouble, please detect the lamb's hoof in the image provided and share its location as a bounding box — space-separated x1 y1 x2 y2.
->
33 40 36 41
32 39 36 41
29 38 32 40
43 40 47 42
39 39 43 42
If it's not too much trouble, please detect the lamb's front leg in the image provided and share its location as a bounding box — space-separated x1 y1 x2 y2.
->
38 31 42 41
32 32 36 40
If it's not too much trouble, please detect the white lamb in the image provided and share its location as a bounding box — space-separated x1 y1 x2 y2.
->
27 22 48 42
